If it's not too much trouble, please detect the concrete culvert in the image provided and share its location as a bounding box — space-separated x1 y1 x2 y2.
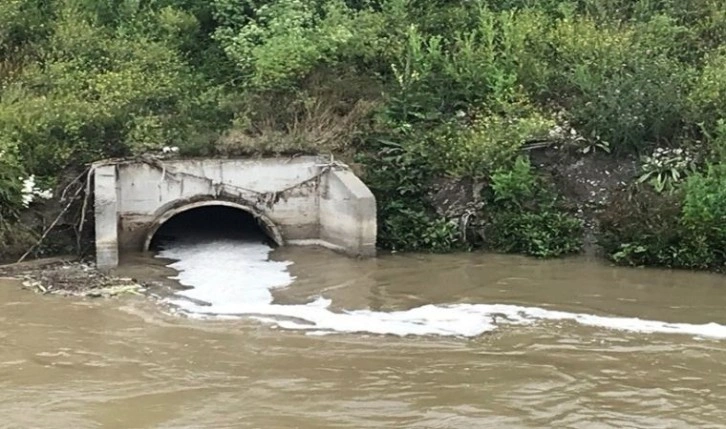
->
145 202 283 251
93 158 376 269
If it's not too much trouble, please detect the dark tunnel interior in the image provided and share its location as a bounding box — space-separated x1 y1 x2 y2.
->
149 205 273 250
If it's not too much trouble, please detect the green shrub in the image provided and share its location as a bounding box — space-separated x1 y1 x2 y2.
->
386 7 548 122
543 17 692 152
0 144 25 222
358 134 461 252
708 120 726 161
600 161 726 270
0 7 225 178
690 49 726 136
214 0 387 90
0 0 54 54
485 210 584 258
378 201 459 252
0 144 36 261
482 157 583 257
682 163 726 260
409 108 555 178
597 186 717 269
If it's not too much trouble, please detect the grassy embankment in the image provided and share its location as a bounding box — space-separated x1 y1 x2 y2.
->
1 0 725 271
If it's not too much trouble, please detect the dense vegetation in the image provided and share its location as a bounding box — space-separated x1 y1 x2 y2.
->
1 0 725 270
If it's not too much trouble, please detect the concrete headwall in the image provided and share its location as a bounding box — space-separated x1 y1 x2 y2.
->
94 156 376 269
318 170 377 256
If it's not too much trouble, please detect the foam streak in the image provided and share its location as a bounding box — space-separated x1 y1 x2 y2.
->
158 240 726 339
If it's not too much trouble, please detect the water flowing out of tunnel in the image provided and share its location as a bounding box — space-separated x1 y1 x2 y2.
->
155 230 726 339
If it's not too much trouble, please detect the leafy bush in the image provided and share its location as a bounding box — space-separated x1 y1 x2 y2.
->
385 7 548 123
543 17 692 153
358 133 461 253
377 201 459 253
708 120 726 161
409 107 554 178
0 145 36 260
600 161 726 270
482 157 583 257
690 49 726 136
0 6 225 177
681 163 726 260
0 145 24 222
485 210 584 258
214 0 386 90
598 185 720 270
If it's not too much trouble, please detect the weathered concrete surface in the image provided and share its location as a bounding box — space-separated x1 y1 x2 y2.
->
94 165 119 269
93 156 376 269
316 170 376 256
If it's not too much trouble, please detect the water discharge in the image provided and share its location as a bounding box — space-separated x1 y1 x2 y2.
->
159 238 726 339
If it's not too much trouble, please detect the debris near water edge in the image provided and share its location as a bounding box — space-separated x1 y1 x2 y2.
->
0 257 146 298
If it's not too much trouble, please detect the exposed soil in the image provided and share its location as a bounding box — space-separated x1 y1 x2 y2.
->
530 147 639 211
425 147 639 254
530 147 639 253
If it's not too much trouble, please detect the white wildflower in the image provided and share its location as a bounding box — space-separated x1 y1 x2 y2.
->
21 175 36 207
35 188 53 200
19 174 54 207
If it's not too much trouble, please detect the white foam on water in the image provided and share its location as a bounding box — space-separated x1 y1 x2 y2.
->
157 239 726 339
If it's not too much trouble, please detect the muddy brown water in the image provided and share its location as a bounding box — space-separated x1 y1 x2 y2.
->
3 248 726 428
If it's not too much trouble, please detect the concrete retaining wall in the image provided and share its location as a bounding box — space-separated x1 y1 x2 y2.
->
93 156 376 269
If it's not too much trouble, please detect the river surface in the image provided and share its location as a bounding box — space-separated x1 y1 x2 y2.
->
3 237 726 428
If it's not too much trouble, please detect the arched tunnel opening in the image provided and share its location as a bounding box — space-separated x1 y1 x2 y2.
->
148 204 281 251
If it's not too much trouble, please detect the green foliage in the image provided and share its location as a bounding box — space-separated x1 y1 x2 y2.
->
708 120 726 161
681 164 726 256
409 108 554 178
364 103 553 253
541 17 693 153
690 49 726 136
385 7 546 123
598 179 726 270
0 144 25 222
483 157 583 257
490 156 536 207
358 135 460 253
0 0 54 54
214 0 386 90
2 0 726 263
0 4 226 177
578 139 611 155
378 202 460 253
485 210 584 258
0 144 34 261
637 147 696 192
